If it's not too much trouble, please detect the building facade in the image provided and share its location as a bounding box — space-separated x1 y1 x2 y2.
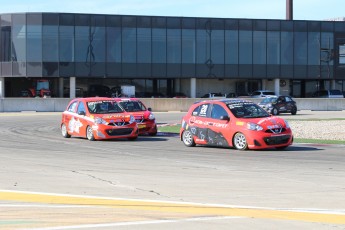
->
1 13 345 98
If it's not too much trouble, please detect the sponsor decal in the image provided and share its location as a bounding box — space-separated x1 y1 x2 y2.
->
68 117 83 133
236 121 244 126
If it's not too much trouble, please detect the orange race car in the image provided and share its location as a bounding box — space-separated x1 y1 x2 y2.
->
61 97 138 141
180 99 293 150
114 98 157 136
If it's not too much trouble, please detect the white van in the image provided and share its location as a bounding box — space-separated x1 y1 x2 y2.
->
312 90 344 98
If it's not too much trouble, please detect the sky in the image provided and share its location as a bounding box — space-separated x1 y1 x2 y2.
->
0 0 344 21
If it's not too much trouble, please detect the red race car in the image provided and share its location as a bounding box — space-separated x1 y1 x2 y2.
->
180 99 293 150
61 97 138 141
114 98 157 136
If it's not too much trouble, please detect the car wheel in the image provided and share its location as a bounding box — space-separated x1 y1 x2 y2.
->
61 123 71 138
291 107 297 115
271 107 279 115
233 132 248 150
149 125 157 136
182 130 195 147
86 126 95 141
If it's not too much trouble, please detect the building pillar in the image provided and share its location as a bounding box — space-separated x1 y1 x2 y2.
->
175 79 180 93
70 77 76 99
59 77 64 98
190 78 196 98
331 80 336 89
274 78 280 95
0 77 4 98
261 79 267 90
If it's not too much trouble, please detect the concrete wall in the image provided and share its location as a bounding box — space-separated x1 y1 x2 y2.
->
0 98 345 112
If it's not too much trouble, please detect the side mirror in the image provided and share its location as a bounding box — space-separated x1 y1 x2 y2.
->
148 107 152 111
220 115 230 121
78 111 86 116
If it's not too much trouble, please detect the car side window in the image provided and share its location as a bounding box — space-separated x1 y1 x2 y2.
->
67 101 78 113
210 104 228 120
192 104 210 117
77 102 86 114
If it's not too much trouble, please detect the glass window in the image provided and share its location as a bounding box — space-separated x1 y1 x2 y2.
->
192 103 209 117
267 31 280 64
225 30 238 64
211 30 224 64
137 28 151 63
167 29 181 63
43 25 58 61
211 104 228 119
182 29 195 63
253 31 266 64
308 32 320 65
122 27 136 63
294 32 307 65
68 101 78 113
59 26 74 62
75 26 89 62
152 28 166 63
12 15 26 62
239 30 252 64
321 32 333 66
339 44 345 65
106 27 121 62
281 32 293 65
196 29 207 64
27 25 42 62
77 101 86 114
91 26 106 62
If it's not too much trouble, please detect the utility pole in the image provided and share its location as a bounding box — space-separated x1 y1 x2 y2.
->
286 0 293 20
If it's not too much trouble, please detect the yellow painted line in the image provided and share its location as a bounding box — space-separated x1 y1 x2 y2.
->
0 190 344 225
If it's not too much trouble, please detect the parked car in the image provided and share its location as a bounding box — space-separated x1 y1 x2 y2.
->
172 92 188 98
114 98 157 136
312 90 344 98
61 97 138 141
201 93 226 98
180 99 293 150
258 95 297 115
250 90 276 98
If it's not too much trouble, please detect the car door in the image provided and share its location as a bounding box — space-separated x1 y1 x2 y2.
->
205 103 231 147
188 103 210 145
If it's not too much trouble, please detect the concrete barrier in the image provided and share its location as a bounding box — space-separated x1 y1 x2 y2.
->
0 98 344 112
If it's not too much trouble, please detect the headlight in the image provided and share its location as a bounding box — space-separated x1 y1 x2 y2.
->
247 122 263 131
284 120 290 129
148 113 155 120
129 115 135 124
94 117 107 125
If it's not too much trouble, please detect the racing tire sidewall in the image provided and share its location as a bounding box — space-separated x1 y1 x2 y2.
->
233 132 248 150
182 130 196 147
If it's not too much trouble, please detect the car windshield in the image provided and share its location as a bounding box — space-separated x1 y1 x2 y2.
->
261 97 277 103
119 101 146 112
228 102 269 118
87 101 124 114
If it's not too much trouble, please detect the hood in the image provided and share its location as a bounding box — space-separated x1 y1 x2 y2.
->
237 116 287 129
93 113 132 123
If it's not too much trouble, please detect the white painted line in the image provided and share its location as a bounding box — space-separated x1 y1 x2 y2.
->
23 216 244 230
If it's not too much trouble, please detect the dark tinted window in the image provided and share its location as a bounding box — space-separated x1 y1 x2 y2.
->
192 104 210 117
211 104 228 119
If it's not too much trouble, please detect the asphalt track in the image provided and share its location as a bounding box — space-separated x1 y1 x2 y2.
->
0 112 345 230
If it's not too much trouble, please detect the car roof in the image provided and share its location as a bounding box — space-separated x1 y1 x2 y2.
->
196 99 254 104
75 97 116 102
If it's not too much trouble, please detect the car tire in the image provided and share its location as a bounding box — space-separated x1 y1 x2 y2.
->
291 107 297 115
149 125 158 136
182 130 196 147
86 126 95 141
61 123 71 138
233 132 248 150
271 107 279 115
